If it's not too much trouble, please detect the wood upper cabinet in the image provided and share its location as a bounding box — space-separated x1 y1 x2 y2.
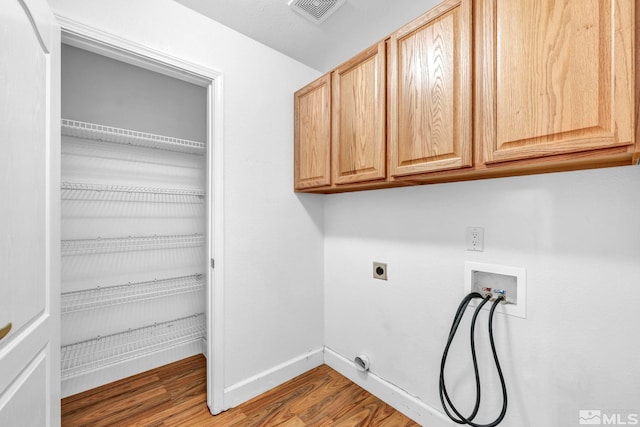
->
477 0 636 164
389 0 472 177
294 74 331 190
332 41 386 185
293 0 637 193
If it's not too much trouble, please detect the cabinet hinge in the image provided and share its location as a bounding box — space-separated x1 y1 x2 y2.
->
211 258 215 269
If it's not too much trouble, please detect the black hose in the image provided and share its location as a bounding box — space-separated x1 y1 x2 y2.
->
439 294 508 427
439 293 488 424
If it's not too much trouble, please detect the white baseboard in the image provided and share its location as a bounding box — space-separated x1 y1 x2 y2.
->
223 348 324 409
324 347 454 427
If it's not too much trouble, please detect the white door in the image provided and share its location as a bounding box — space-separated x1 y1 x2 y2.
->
0 0 60 426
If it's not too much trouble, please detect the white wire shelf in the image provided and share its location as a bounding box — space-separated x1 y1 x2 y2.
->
61 274 204 314
61 182 205 203
61 233 204 256
61 313 205 380
61 118 206 154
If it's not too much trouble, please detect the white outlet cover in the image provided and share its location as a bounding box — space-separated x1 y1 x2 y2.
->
464 261 526 318
466 226 484 251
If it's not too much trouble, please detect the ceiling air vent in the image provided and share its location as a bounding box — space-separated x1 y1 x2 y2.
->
288 0 347 24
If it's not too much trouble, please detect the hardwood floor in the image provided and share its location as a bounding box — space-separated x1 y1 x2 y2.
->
62 355 420 426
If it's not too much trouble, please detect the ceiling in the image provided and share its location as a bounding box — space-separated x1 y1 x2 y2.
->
174 0 442 72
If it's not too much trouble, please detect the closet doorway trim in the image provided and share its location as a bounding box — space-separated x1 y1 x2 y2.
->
55 14 226 415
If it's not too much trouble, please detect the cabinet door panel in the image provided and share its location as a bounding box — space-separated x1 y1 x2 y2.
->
332 42 386 185
479 0 635 164
294 74 331 189
389 0 472 177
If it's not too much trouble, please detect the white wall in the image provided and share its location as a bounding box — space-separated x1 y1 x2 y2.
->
62 44 206 142
50 0 324 406
324 165 640 426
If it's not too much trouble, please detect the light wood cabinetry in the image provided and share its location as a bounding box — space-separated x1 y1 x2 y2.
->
294 74 331 190
332 41 387 185
388 0 472 177
293 0 637 193
476 0 637 165
293 41 388 191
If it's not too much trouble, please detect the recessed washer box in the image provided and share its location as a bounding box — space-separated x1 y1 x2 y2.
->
464 262 526 318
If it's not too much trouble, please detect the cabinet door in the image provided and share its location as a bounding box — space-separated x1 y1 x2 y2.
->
389 0 472 177
477 0 635 164
294 74 332 190
332 41 386 185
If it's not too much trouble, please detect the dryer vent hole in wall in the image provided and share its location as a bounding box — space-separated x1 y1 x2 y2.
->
354 354 370 372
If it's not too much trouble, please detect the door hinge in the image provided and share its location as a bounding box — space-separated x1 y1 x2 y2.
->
211 258 215 269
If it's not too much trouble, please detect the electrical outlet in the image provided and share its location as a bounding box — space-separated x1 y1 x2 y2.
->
373 262 387 280
466 227 484 251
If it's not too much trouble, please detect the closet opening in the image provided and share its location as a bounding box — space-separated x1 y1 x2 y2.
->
58 24 224 414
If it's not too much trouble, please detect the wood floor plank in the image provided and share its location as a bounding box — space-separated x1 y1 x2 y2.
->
375 411 421 427
61 356 420 427
299 381 371 424
63 385 170 427
61 373 163 414
273 415 307 427
287 371 352 418
127 393 201 426
329 395 391 427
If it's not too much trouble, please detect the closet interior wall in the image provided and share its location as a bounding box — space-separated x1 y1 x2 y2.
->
60 44 208 397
